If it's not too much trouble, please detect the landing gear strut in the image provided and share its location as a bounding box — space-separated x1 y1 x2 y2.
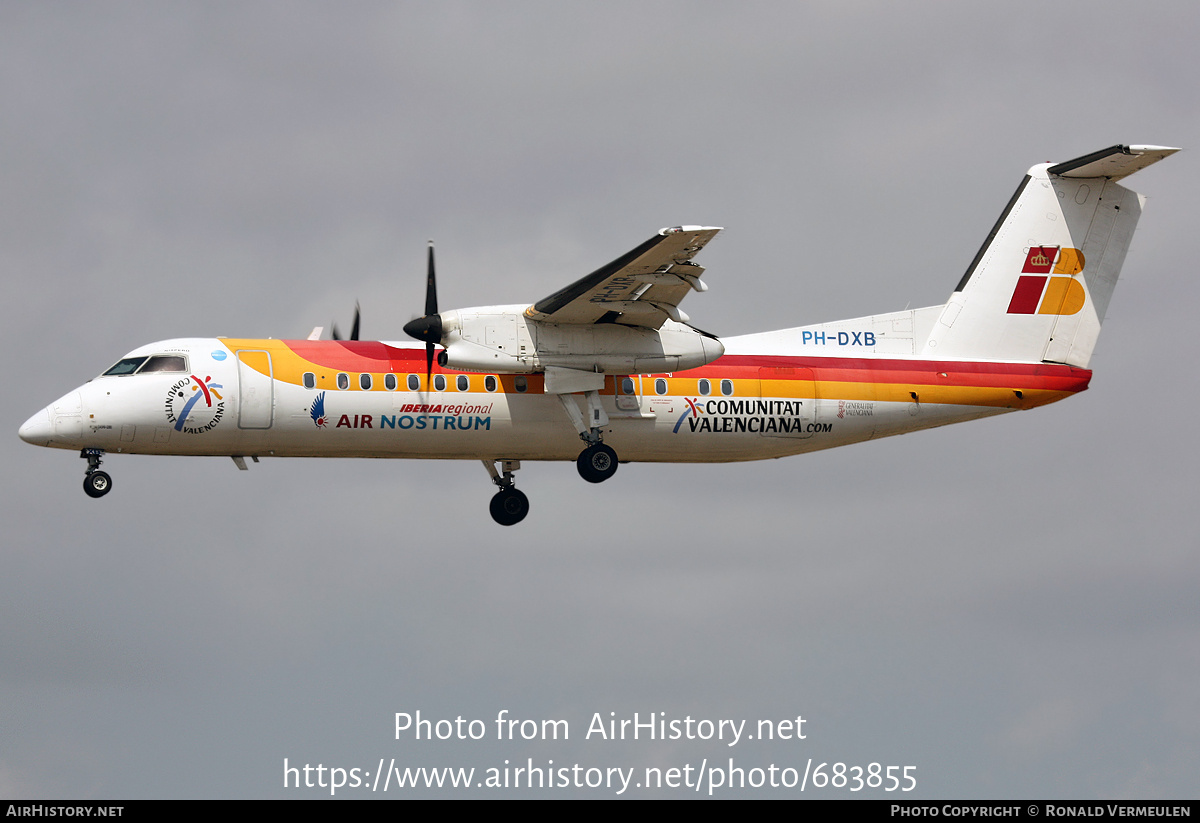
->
81 448 112 498
482 459 529 526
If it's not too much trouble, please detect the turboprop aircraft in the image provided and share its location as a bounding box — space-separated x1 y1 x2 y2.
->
19 144 1177 524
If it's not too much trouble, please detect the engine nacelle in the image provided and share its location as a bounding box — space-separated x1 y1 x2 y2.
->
436 306 724 374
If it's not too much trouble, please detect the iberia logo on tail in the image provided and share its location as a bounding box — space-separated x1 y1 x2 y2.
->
1007 246 1086 316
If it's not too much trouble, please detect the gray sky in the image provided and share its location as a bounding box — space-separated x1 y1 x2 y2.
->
3 1 1197 798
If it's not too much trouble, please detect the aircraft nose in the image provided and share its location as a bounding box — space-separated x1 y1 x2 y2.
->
18 408 54 445
20 390 85 446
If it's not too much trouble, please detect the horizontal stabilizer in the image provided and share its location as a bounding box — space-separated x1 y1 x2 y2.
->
1048 144 1179 181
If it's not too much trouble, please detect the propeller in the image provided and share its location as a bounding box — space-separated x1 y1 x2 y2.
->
331 302 361 342
402 241 443 387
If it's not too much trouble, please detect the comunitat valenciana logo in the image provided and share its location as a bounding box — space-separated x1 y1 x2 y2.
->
164 374 225 434
1007 245 1087 316
673 398 705 433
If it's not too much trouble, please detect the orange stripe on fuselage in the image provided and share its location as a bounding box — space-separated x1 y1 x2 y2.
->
219 340 1090 410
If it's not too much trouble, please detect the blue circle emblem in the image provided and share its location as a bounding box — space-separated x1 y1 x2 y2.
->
211 350 228 361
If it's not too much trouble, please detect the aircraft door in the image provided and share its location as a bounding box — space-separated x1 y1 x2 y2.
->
236 350 274 429
757 366 816 439
614 375 643 412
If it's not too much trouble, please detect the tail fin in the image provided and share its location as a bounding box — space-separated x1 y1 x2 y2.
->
921 145 1178 367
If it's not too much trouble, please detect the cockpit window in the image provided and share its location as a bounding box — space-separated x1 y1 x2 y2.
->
138 355 188 373
103 357 148 376
103 355 190 376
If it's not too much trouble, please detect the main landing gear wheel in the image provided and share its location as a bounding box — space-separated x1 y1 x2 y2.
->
577 443 618 484
489 487 529 526
84 470 112 498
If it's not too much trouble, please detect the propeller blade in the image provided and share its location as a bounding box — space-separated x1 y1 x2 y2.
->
332 302 361 342
403 239 445 389
425 241 437 317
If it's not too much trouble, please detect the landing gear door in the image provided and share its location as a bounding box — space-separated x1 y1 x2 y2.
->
614 375 643 413
236 350 274 429
758 366 816 439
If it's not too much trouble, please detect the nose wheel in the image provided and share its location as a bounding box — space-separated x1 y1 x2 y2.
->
84 470 112 498
81 449 112 498
482 459 529 526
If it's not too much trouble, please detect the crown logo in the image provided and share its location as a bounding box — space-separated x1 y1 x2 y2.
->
1022 245 1060 274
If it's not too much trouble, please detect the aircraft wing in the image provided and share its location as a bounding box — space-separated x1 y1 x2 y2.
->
524 226 722 329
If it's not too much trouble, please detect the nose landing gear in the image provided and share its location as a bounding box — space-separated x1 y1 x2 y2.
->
482 459 529 526
81 449 112 498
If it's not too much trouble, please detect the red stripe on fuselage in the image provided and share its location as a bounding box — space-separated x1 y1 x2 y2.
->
705 355 1091 392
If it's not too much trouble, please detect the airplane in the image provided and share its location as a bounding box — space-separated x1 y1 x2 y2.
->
19 144 1178 525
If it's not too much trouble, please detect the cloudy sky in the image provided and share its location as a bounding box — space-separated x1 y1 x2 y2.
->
3 1 1197 798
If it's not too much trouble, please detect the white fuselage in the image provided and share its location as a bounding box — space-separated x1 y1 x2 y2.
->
19 332 1086 466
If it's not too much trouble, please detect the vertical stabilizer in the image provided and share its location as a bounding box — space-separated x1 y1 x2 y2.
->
921 145 1177 367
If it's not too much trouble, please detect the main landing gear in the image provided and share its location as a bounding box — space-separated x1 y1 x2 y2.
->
81 448 112 498
481 390 622 524
482 459 529 526
556 391 619 484
577 442 618 484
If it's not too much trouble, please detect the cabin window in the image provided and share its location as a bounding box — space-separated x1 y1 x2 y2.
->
485 375 498 392
337 373 349 390
138 355 188 373
515 376 528 393
102 357 148 376
654 378 667 395
721 379 733 396
698 378 711 396
303 372 316 389
407 374 420 391
434 374 446 391
456 375 469 392
384 373 397 391
359 373 372 390
620 377 635 395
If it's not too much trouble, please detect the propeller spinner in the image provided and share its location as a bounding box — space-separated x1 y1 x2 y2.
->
402 241 443 382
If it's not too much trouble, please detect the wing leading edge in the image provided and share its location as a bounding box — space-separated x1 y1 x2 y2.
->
524 226 721 329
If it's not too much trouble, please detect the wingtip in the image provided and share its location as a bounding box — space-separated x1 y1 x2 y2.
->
1129 144 1182 154
659 225 723 235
